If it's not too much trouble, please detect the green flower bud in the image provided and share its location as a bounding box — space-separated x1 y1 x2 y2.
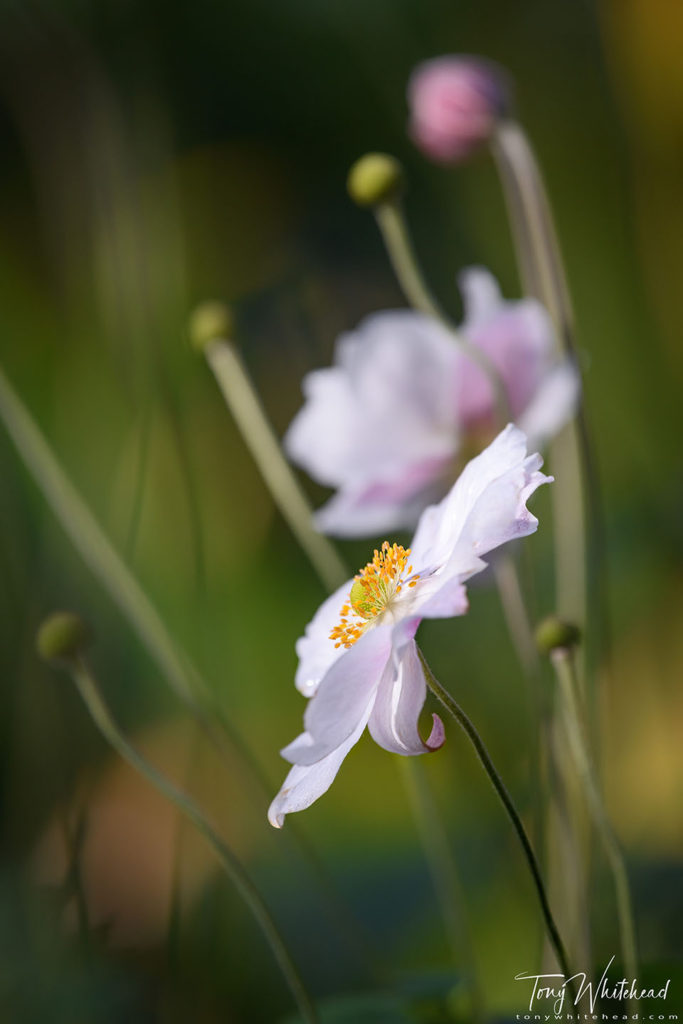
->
535 615 581 656
188 301 234 353
37 611 91 664
347 153 405 208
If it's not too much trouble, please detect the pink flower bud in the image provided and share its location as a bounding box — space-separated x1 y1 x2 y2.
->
407 56 510 164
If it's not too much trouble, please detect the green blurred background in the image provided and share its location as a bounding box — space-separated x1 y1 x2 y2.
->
0 0 682 1021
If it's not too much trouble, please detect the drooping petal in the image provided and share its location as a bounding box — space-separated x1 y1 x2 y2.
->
294 578 355 697
408 425 551 605
268 704 373 828
517 359 580 449
368 639 446 755
303 625 392 752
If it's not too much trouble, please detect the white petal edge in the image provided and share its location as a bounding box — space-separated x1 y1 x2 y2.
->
294 578 355 697
458 266 504 326
268 700 374 828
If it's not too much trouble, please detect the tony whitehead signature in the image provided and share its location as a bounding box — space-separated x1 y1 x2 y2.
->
515 956 671 1015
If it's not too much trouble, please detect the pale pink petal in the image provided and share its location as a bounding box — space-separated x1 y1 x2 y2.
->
284 370 361 487
457 268 557 425
294 578 355 697
285 310 462 536
408 575 469 619
409 425 551 587
314 455 453 537
459 265 504 324
303 625 392 750
368 640 445 755
268 704 373 828
517 359 580 448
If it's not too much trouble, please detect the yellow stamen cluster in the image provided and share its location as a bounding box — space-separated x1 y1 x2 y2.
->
329 541 419 649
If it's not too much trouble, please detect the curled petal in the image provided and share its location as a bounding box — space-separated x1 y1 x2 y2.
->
409 424 550 580
268 704 373 828
368 640 446 755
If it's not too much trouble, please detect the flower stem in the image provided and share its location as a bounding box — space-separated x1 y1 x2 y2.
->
397 757 485 1024
490 119 610 682
418 648 577 999
203 339 348 594
492 556 547 863
551 647 638 985
0 364 273 788
492 556 539 679
374 200 511 426
67 655 319 1024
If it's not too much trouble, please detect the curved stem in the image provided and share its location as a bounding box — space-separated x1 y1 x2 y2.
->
204 339 348 594
374 200 511 427
68 656 319 1024
551 648 638 985
417 648 576 999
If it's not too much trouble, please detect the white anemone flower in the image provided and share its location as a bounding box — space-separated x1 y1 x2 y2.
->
269 425 551 827
285 267 577 537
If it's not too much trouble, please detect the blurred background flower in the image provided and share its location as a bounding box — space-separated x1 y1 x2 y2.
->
0 1 681 1021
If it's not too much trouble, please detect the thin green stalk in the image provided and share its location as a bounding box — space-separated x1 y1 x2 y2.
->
165 718 203 977
67 655 319 1024
397 757 485 1023
551 648 637 985
374 200 511 426
492 556 546 864
203 339 348 594
0 363 266 785
417 648 577 1000
492 556 539 680
490 117 598 972
490 121 586 630
490 118 611 689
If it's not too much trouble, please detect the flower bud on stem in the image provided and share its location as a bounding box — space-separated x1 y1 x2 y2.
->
192 305 348 594
347 154 511 426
